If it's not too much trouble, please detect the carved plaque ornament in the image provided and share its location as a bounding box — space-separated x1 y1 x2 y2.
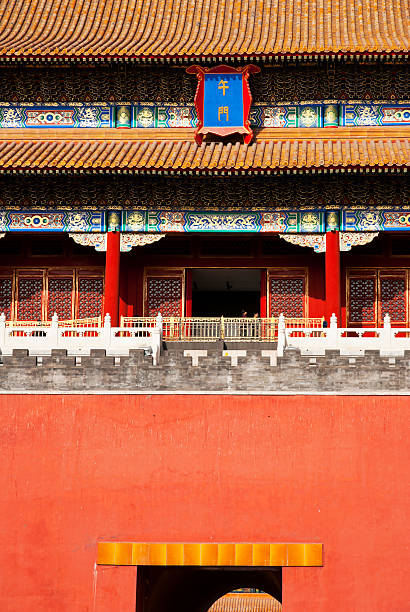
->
69 233 165 252
186 65 260 145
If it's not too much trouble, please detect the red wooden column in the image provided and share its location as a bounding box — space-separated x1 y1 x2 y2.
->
260 269 267 318
104 231 121 326
185 269 193 317
325 230 341 324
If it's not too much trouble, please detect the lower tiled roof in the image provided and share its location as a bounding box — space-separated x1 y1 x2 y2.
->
0 128 407 173
208 593 281 611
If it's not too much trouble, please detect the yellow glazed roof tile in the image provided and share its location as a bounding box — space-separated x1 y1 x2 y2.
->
97 542 323 566
0 127 407 172
0 0 408 59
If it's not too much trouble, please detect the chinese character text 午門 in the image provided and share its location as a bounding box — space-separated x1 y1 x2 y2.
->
218 106 229 121
218 79 229 95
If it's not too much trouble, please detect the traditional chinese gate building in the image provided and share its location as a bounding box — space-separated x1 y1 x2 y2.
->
0 1 409 611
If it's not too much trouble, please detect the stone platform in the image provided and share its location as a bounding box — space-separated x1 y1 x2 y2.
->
1 346 409 394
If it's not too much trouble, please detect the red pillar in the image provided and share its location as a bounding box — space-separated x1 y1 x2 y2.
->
185 269 192 317
260 269 267 318
325 231 341 324
127 269 137 318
119 261 128 323
104 232 121 326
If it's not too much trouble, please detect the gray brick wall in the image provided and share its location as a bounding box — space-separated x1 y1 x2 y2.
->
1 346 409 393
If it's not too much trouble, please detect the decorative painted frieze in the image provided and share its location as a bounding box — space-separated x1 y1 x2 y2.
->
0 210 106 232
0 104 113 128
341 104 410 126
339 232 379 251
69 232 165 252
0 102 408 129
133 104 197 128
120 233 164 251
122 210 325 233
69 233 107 251
279 233 326 253
279 232 380 253
341 209 410 232
250 105 297 127
1 208 410 234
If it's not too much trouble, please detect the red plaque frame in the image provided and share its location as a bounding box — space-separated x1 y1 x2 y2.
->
186 65 260 145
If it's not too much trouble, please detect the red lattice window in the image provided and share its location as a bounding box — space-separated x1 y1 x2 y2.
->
269 276 305 317
47 277 73 320
17 276 43 321
380 277 407 323
0 276 13 319
146 277 183 317
77 277 103 318
349 277 376 323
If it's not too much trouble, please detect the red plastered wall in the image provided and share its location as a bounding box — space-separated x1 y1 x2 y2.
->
0 394 408 611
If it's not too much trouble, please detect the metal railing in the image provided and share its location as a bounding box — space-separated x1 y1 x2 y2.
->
6 317 102 337
7 317 101 328
121 316 325 341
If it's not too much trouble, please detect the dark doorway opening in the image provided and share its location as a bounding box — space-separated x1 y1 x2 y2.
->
136 566 282 612
192 269 261 317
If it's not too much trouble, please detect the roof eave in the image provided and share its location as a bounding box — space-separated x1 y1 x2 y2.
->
0 51 408 65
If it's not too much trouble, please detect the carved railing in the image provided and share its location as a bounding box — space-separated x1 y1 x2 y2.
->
121 316 325 341
278 313 410 357
0 313 161 364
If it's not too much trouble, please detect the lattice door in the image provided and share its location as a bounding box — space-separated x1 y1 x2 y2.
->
269 274 306 317
348 271 408 327
77 277 104 318
0 275 13 319
380 275 407 324
16 275 44 321
146 276 183 317
348 277 376 325
47 277 74 320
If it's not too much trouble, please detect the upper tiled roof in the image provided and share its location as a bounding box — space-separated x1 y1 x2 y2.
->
0 0 408 60
0 127 407 173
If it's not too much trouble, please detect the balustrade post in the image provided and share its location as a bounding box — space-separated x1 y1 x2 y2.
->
151 328 161 366
103 313 111 349
277 313 286 357
0 312 6 349
50 312 59 348
156 313 163 335
327 313 338 347
381 314 392 351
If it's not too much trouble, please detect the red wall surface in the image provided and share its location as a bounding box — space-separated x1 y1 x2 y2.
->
0 394 409 611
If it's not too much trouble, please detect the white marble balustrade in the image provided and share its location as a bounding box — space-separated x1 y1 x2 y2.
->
0 313 162 365
277 313 410 357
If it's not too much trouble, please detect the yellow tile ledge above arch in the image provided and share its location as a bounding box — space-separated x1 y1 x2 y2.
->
97 542 323 567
